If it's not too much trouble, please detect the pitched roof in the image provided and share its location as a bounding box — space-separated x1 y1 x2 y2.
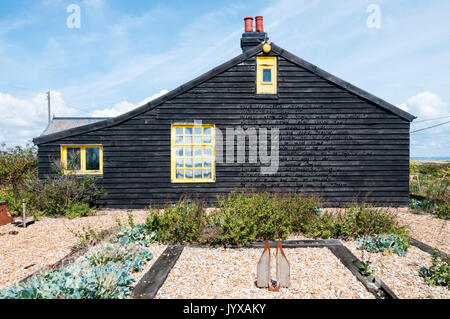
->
40 117 112 136
33 43 416 145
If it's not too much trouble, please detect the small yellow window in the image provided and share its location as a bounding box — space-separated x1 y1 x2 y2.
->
171 124 215 183
256 56 277 94
61 145 103 175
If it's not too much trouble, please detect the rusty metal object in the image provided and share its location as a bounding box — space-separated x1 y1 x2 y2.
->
0 201 14 226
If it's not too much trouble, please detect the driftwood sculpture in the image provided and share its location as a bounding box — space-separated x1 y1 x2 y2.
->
256 239 271 288
275 239 290 288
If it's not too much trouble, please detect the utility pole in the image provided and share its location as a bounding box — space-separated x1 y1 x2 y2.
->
47 91 51 124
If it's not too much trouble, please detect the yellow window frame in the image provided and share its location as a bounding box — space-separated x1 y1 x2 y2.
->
256 56 277 94
61 145 103 175
171 124 215 183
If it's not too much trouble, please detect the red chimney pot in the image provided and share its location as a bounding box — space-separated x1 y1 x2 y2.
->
255 16 264 32
244 16 254 32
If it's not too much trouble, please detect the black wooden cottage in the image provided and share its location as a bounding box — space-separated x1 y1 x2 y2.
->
33 17 416 208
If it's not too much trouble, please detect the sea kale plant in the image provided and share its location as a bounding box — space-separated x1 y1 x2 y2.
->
356 234 409 256
0 242 153 299
420 251 449 289
114 223 158 247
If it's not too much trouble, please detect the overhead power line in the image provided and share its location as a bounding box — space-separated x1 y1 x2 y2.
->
413 115 450 124
411 120 450 133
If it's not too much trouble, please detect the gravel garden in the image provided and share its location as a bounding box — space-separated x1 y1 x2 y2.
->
0 194 448 299
0 147 448 299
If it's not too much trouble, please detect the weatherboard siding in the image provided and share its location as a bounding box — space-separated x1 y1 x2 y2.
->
37 53 410 208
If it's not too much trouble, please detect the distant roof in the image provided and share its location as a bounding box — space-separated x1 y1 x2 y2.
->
41 117 112 136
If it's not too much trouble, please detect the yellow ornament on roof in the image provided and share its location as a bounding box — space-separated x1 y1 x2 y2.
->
262 43 271 53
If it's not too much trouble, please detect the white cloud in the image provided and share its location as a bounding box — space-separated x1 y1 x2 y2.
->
0 89 168 146
89 89 169 117
399 92 450 157
0 90 79 146
396 91 448 120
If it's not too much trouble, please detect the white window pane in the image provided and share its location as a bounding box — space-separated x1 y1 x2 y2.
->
176 170 184 179
175 127 183 135
184 147 193 157
203 147 212 156
194 147 202 157
176 158 184 168
185 157 193 168
176 147 184 157
203 169 212 179
194 169 202 179
203 135 211 143
194 127 202 135
194 136 202 144
204 157 212 168
185 169 193 178
185 127 193 135
185 135 193 144
176 135 184 144
194 157 202 168
203 127 211 135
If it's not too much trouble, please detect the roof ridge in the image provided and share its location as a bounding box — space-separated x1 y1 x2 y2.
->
33 41 416 145
33 44 263 145
270 43 416 122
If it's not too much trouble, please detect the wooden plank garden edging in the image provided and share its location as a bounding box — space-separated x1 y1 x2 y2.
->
409 238 449 261
327 245 398 299
248 240 397 299
132 240 398 299
132 245 185 299
17 245 92 286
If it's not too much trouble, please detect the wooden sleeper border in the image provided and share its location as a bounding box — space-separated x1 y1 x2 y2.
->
14 237 441 299
131 239 398 299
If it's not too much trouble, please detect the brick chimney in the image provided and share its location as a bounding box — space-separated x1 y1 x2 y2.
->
240 16 268 52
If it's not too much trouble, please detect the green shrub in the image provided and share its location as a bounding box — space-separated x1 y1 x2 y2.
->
410 162 449 220
208 191 322 245
434 203 450 220
0 144 37 192
146 199 209 244
420 252 449 289
65 202 93 219
332 202 409 240
22 165 105 217
145 191 409 246
1 156 105 218
356 234 409 256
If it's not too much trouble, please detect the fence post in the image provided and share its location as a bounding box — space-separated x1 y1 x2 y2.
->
22 199 26 228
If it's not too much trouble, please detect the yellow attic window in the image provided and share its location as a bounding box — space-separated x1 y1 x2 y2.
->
171 124 215 183
256 56 277 94
61 145 103 175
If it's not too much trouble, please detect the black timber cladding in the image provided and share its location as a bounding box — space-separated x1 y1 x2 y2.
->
34 43 414 208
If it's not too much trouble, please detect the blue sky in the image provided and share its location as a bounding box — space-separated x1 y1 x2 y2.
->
0 0 449 157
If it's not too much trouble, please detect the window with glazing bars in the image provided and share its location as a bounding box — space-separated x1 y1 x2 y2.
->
171 124 215 183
